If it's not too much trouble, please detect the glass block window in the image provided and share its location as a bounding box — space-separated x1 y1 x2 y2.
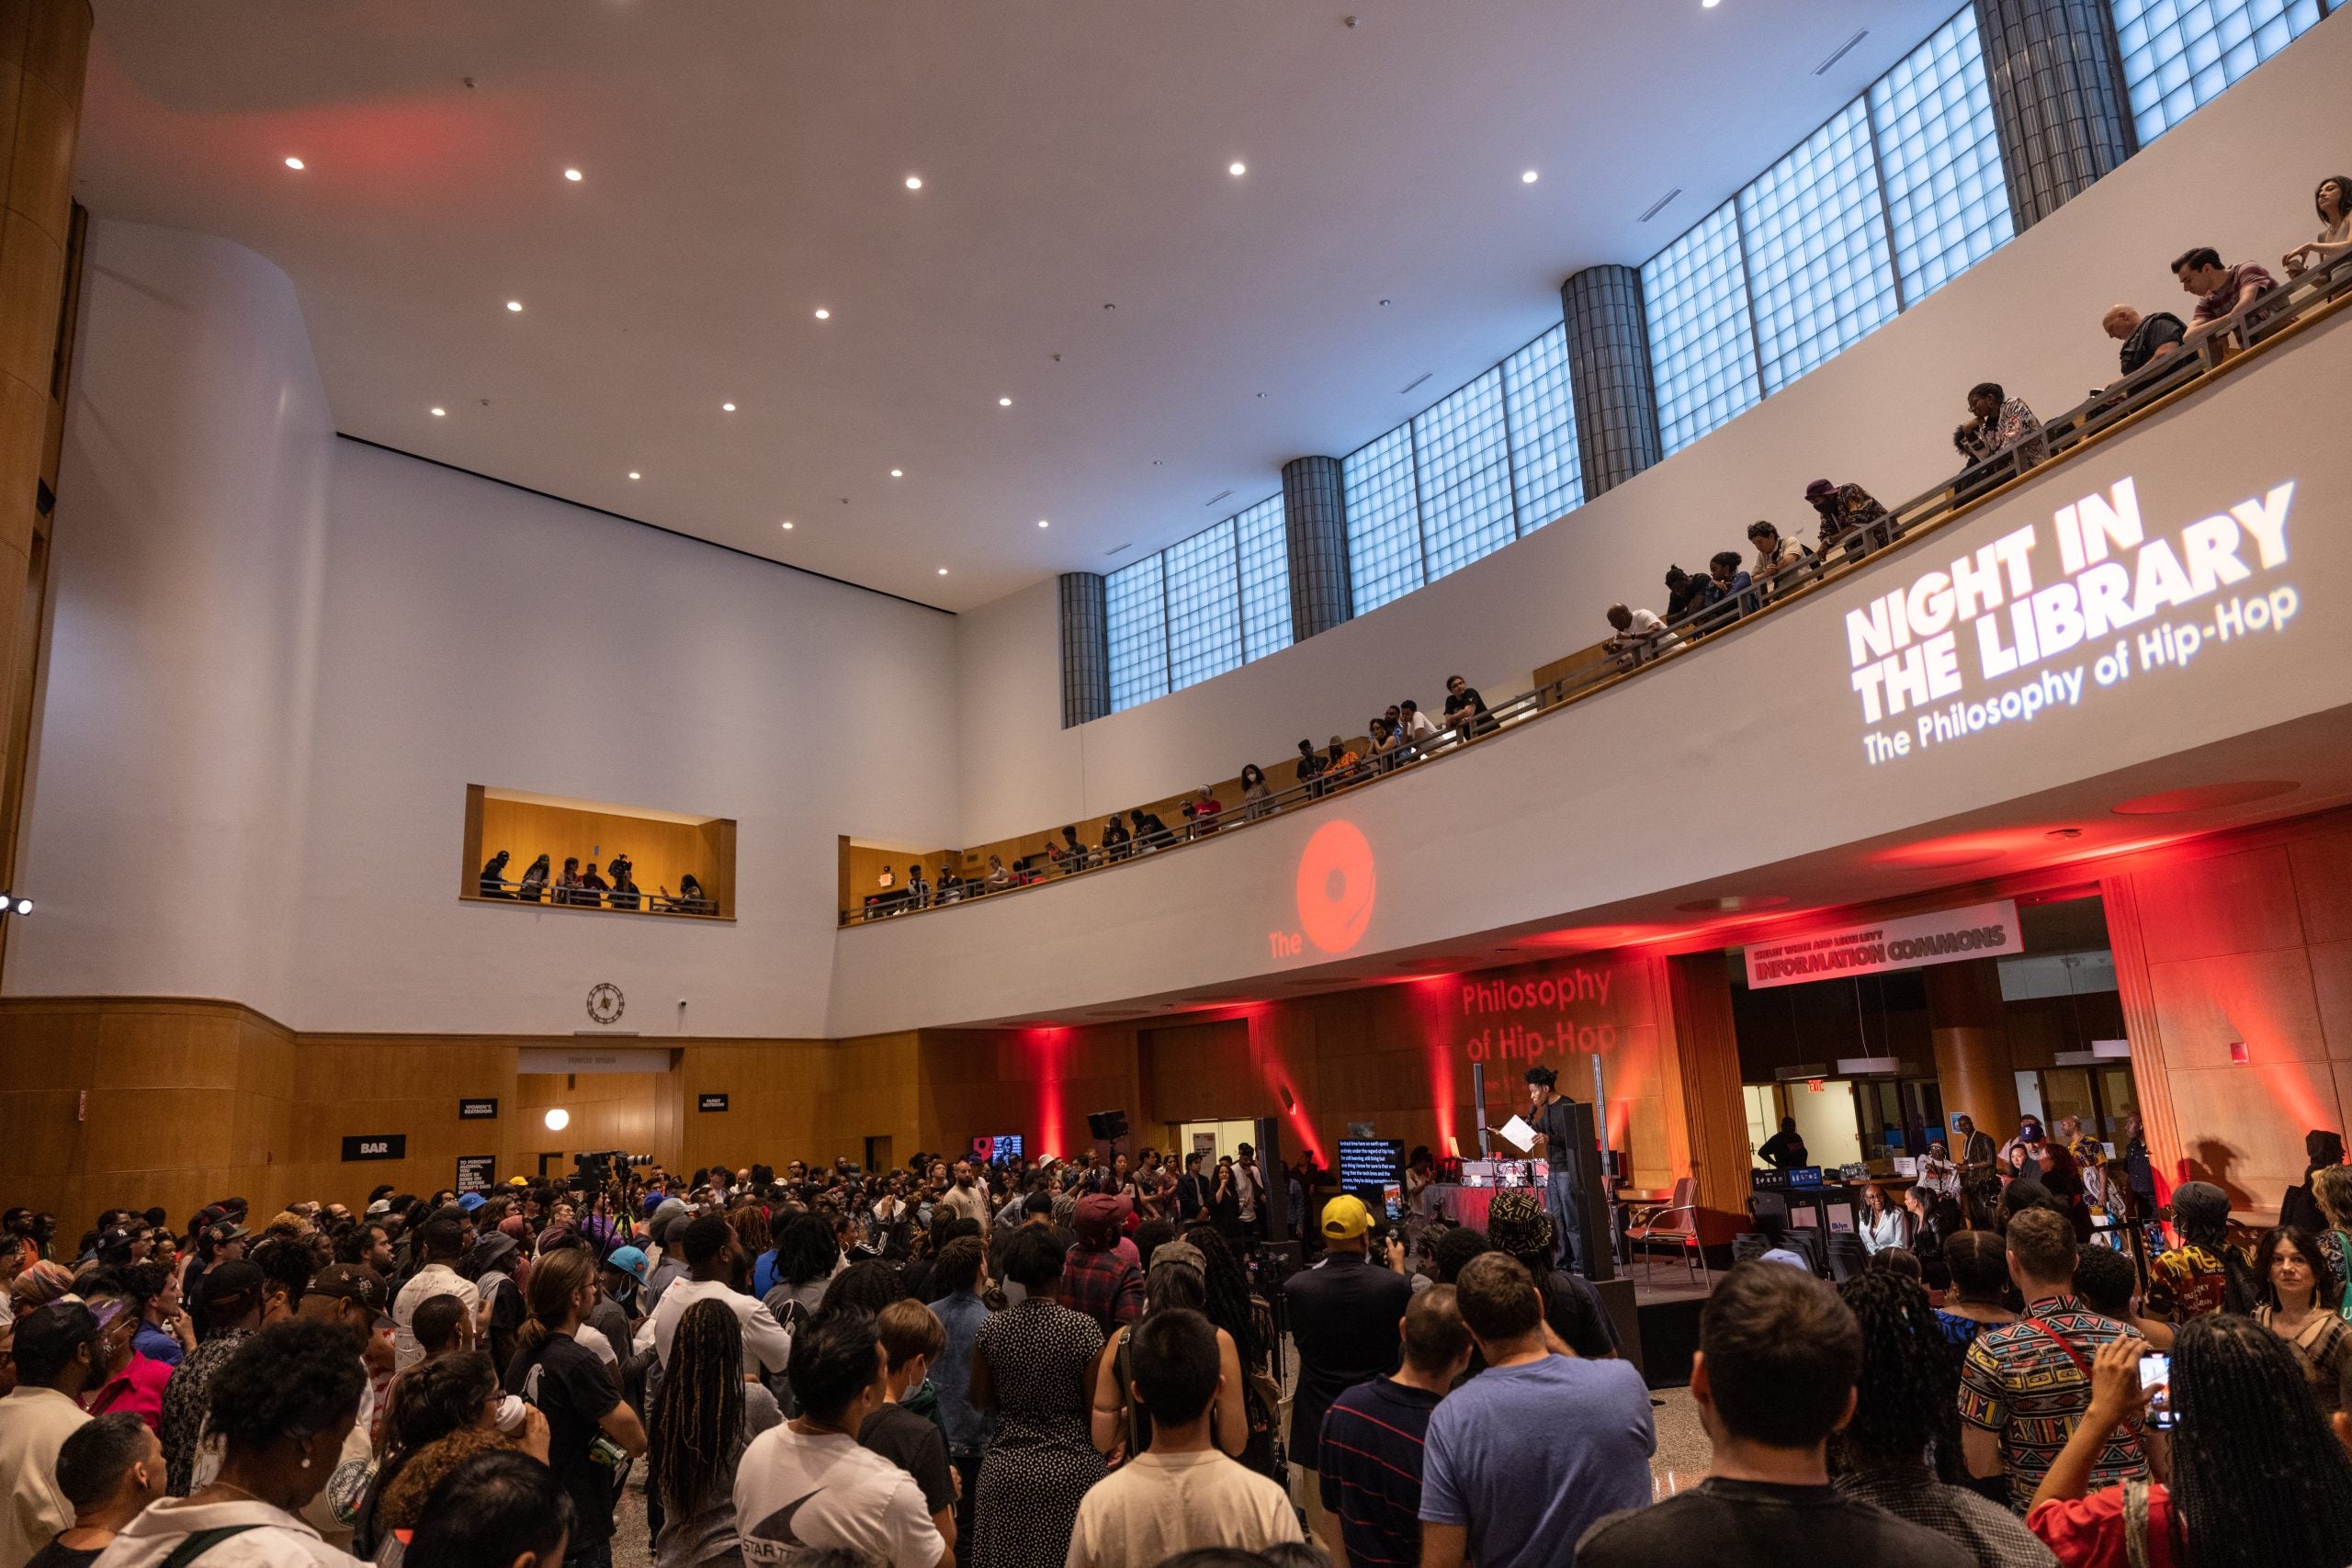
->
1162 518 1241 693
2111 0 2326 142
1235 493 1291 660
1411 368 1516 582
1343 424 1423 615
1501 324 1583 534
1644 201 1760 456
1104 555 1167 713
1871 6 2015 303
1737 98 1898 393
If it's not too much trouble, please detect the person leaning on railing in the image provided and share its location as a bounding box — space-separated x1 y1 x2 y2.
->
2175 244 2280 348
1804 478 1890 563
1744 521 1812 604
2282 174 2351 284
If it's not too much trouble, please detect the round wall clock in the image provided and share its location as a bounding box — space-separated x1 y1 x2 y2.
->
586 982 626 1025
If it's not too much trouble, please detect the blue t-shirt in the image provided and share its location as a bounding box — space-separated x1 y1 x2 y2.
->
1419 1355 1654 1567
752 1247 780 1299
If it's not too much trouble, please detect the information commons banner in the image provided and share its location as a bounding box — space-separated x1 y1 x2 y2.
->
1743 899 2020 990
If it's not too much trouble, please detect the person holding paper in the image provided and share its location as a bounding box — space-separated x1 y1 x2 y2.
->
1486 1066 1584 1272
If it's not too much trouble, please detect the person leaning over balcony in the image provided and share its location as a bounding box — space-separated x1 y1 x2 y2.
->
514 853 549 904
477 850 512 898
1237 763 1275 819
1441 675 1487 738
2175 245 2278 344
1746 521 1812 603
553 856 582 906
1323 735 1363 786
1953 382 2046 475
2283 174 2352 281
576 860 611 908
2100 304 2187 389
1664 564 1710 621
1058 823 1091 867
1702 550 1754 626
1098 815 1129 863
1397 699 1438 753
1366 718 1402 772
1603 604 1677 669
1186 789 1221 836
1129 806 1172 852
1804 478 1891 563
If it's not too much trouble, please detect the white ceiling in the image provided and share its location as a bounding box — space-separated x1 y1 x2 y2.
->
77 0 1962 610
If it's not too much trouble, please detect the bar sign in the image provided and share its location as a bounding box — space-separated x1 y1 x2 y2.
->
342 1134 407 1162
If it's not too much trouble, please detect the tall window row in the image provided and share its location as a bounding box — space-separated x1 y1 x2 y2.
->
1106 494 1291 713
2110 0 2333 142
1340 322 1586 617
1645 6 2013 457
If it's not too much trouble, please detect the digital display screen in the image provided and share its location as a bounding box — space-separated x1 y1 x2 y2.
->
970 1134 1024 1167
1338 1138 1404 1209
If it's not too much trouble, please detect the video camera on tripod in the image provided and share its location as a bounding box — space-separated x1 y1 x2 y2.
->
571 1149 652 1190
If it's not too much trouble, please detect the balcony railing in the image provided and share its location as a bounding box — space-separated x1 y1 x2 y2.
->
841 254 2352 929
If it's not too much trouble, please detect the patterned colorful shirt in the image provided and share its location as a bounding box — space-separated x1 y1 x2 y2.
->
2143 1246 2229 1324
1813 484 1890 554
1957 398 2047 468
1057 1245 1142 1332
160 1329 251 1495
1959 1296 2145 1512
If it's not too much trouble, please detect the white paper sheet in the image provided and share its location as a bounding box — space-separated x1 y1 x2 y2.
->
1498 1114 1536 1153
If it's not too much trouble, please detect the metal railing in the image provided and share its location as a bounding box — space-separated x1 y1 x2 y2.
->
841 254 2352 929
476 875 719 917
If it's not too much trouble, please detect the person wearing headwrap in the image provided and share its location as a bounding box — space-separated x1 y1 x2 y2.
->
1488 1064 1589 1272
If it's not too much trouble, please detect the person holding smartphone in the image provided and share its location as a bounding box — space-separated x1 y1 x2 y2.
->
2027 1315 2352 1567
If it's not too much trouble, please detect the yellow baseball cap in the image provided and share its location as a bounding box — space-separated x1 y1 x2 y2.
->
1321 1193 1372 1241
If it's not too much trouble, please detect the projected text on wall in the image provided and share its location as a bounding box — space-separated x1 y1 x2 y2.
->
1845 477 2298 764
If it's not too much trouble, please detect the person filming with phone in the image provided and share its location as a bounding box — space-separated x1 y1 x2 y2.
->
2026 1314 2352 1567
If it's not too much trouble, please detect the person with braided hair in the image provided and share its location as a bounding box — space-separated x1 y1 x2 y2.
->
1833 1269 2056 1568
649 1299 779 1568
2029 1314 2352 1568
96 1318 366 1568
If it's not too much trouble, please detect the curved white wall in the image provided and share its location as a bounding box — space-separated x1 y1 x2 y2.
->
12 222 333 1019
956 12 2350 845
11 221 962 1035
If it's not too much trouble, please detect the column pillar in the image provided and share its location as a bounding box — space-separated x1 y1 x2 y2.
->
1280 455 1351 642
0 0 91 966
1973 0 2137 231
1665 952 1754 1232
1559 265 1662 499
1926 959 2021 1146
1057 572 1109 728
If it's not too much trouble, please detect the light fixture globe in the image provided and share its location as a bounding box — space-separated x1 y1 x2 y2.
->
544 1107 571 1132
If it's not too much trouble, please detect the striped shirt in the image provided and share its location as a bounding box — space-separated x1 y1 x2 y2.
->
1959 1296 2145 1511
1318 1377 1442 1568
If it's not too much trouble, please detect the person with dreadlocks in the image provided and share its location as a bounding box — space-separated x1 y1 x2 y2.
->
650 1298 780 1568
1833 1269 2056 1568
1176 1224 1280 1479
2029 1314 2352 1568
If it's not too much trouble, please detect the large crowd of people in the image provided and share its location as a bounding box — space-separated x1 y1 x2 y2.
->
7 1116 2352 1568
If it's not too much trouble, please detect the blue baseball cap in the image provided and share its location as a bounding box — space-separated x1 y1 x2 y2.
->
604 1245 650 1286
456 1191 486 1213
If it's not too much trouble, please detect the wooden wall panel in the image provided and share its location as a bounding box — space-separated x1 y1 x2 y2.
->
1665 951 1751 1228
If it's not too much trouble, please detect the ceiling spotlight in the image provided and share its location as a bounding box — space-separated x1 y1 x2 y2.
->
813 308 831 320
1228 162 1247 176
430 407 446 417
781 521 794 530
284 156 305 170
721 401 736 412
628 470 640 479
1521 169 1540 184
563 167 582 182
890 468 904 478
1703 0 1720 7
1036 519 1049 528
905 175 923 190
937 567 949 575
505 300 523 312
11 897 29 917
998 397 1012 407
544 1108 571 1132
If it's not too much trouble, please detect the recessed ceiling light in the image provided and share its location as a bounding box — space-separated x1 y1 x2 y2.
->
505 300 522 312
781 521 794 530
904 175 922 190
284 156 305 170
890 468 904 478
1228 161 1247 176
937 567 949 575
563 167 582 182
628 470 640 480
1521 169 1539 184
813 308 831 320
1036 519 1049 528
429 407 446 417
721 401 736 412
1702 0 1721 7
998 397 1012 407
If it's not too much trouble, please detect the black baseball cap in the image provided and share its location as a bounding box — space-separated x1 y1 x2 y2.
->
306 1263 388 1314
203 1259 264 1312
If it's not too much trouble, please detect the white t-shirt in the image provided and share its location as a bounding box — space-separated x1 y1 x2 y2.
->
734 1424 944 1568
650 1277 795 1375
94 1498 360 1568
1064 1450 1302 1568
390 1262 480 1371
575 1319 619 1367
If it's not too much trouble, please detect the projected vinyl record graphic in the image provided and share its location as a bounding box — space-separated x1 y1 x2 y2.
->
1296 820 1376 953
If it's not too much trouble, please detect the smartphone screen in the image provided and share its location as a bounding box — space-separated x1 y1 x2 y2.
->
2139 1352 2175 1430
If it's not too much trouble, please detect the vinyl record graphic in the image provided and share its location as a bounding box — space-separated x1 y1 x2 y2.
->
1296 820 1375 953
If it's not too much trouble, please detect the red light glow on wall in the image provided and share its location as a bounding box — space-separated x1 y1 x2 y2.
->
1024 1028 1069 1160
1295 820 1376 954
